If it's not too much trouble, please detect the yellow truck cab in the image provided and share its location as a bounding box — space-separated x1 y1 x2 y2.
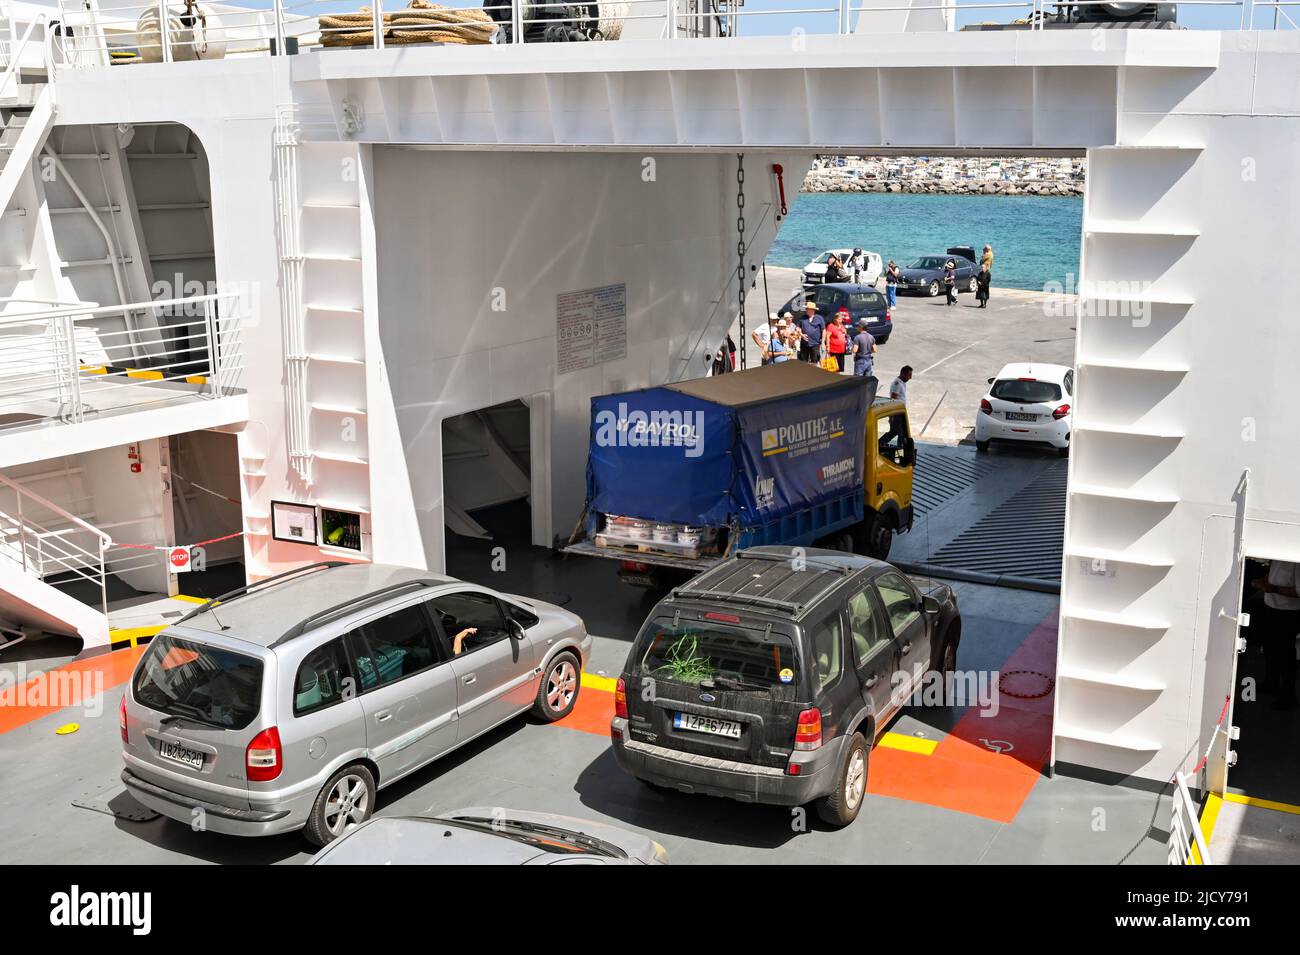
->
858 396 915 558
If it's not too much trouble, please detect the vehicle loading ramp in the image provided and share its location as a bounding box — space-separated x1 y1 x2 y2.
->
892 444 1066 591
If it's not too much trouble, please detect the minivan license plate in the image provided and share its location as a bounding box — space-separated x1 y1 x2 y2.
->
673 712 741 739
158 739 204 770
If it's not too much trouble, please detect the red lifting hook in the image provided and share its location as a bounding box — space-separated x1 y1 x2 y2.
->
772 164 788 217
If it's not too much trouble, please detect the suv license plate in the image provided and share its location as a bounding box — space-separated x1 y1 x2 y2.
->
1006 412 1038 422
673 712 741 739
158 739 205 770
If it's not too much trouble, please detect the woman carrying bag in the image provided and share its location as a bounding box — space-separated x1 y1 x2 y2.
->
824 309 849 373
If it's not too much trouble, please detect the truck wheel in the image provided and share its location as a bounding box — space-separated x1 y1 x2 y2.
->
853 516 893 560
816 733 868 827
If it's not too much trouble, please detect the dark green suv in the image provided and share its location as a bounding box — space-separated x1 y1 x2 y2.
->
611 547 961 826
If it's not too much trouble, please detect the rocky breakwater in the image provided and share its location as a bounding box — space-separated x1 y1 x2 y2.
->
803 170 1083 197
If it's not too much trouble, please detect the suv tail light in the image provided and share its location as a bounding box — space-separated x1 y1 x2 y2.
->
119 694 128 745
794 708 822 751
246 727 283 782
1052 404 1071 420
979 399 992 416
615 678 629 720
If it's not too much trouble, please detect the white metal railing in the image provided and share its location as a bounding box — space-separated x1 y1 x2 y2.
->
0 13 44 99
0 472 113 618
0 292 245 432
42 0 1294 71
1168 771 1214 865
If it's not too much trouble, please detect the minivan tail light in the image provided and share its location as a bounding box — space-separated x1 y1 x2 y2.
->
615 678 629 720
979 399 992 416
119 694 128 745
794 708 822 751
246 727 283 782
1052 404 1071 420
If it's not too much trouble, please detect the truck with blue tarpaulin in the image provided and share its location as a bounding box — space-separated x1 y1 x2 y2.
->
563 362 915 587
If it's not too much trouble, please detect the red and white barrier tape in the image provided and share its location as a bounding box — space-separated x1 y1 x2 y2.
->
1187 694 1232 776
113 531 244 552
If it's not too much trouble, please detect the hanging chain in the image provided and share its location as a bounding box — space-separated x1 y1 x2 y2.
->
736 153 747 370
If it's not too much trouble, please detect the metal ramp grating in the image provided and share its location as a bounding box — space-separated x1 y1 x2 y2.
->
911 445 999 516
924 461 1069 582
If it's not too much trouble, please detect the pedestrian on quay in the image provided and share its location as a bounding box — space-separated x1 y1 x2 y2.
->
943 259 957 307
798 299 825 363
764 318 792 364
890 365 912 403
848 248 865 284
709 334 736 376
976 264 991 308
851 318 878 395
826 309 850 372
753 315 775 365
981 243 994 277
885 259 899 309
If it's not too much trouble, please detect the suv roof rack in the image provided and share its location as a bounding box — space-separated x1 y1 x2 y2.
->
270 578 446 647
177 561 346 623
671 550 852 617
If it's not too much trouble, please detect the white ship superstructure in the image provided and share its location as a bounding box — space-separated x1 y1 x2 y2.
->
0 0 1298 815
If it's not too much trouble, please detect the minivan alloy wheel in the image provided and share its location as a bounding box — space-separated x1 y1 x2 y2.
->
324 774 370 836
547 659 578 712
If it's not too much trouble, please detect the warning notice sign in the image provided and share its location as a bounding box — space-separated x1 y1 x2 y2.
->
557 283 626 375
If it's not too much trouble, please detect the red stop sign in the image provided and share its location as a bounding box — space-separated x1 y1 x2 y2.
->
168 546 191 572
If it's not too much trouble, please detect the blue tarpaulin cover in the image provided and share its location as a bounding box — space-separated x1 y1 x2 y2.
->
586 363 869 531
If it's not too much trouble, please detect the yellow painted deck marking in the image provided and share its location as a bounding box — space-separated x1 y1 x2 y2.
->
171 594 208 604
580 672 617 693
879 732 939 755
1193 794 1223 864
56 723 80 735
108 624 166 648
1223 792 1300 816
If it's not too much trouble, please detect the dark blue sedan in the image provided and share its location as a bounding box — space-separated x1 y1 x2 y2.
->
776 282 892 344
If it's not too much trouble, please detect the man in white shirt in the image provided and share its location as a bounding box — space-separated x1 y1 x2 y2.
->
753 317 775 365
889 366 912 403
1252 559 1300 709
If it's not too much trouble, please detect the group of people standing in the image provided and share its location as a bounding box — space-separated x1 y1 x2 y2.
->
750 301 910 403
942 244 994 307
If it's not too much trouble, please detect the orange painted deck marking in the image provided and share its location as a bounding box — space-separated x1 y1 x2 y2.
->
0 644 147 736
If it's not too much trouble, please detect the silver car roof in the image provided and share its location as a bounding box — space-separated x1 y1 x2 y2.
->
180 562 454 647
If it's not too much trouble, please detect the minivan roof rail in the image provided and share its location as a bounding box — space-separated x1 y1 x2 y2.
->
177 561 346 623
270 578 446 647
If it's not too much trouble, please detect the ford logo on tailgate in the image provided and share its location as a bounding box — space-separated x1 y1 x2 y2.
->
699 693 716 703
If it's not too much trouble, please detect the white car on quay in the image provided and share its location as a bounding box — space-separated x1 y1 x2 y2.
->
975 362 1074 456
802 248 884 287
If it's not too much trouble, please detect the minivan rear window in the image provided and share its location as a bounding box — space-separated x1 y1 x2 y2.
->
637 620 798 691
134 633 263 730
990 379 1062 403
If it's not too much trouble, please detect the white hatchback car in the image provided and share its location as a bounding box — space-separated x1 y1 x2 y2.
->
974 362 1074 456
803 249 883 287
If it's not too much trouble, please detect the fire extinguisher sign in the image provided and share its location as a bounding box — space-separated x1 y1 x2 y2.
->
168 546 192 573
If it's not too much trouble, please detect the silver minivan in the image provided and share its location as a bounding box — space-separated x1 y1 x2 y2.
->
120 562 591 845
